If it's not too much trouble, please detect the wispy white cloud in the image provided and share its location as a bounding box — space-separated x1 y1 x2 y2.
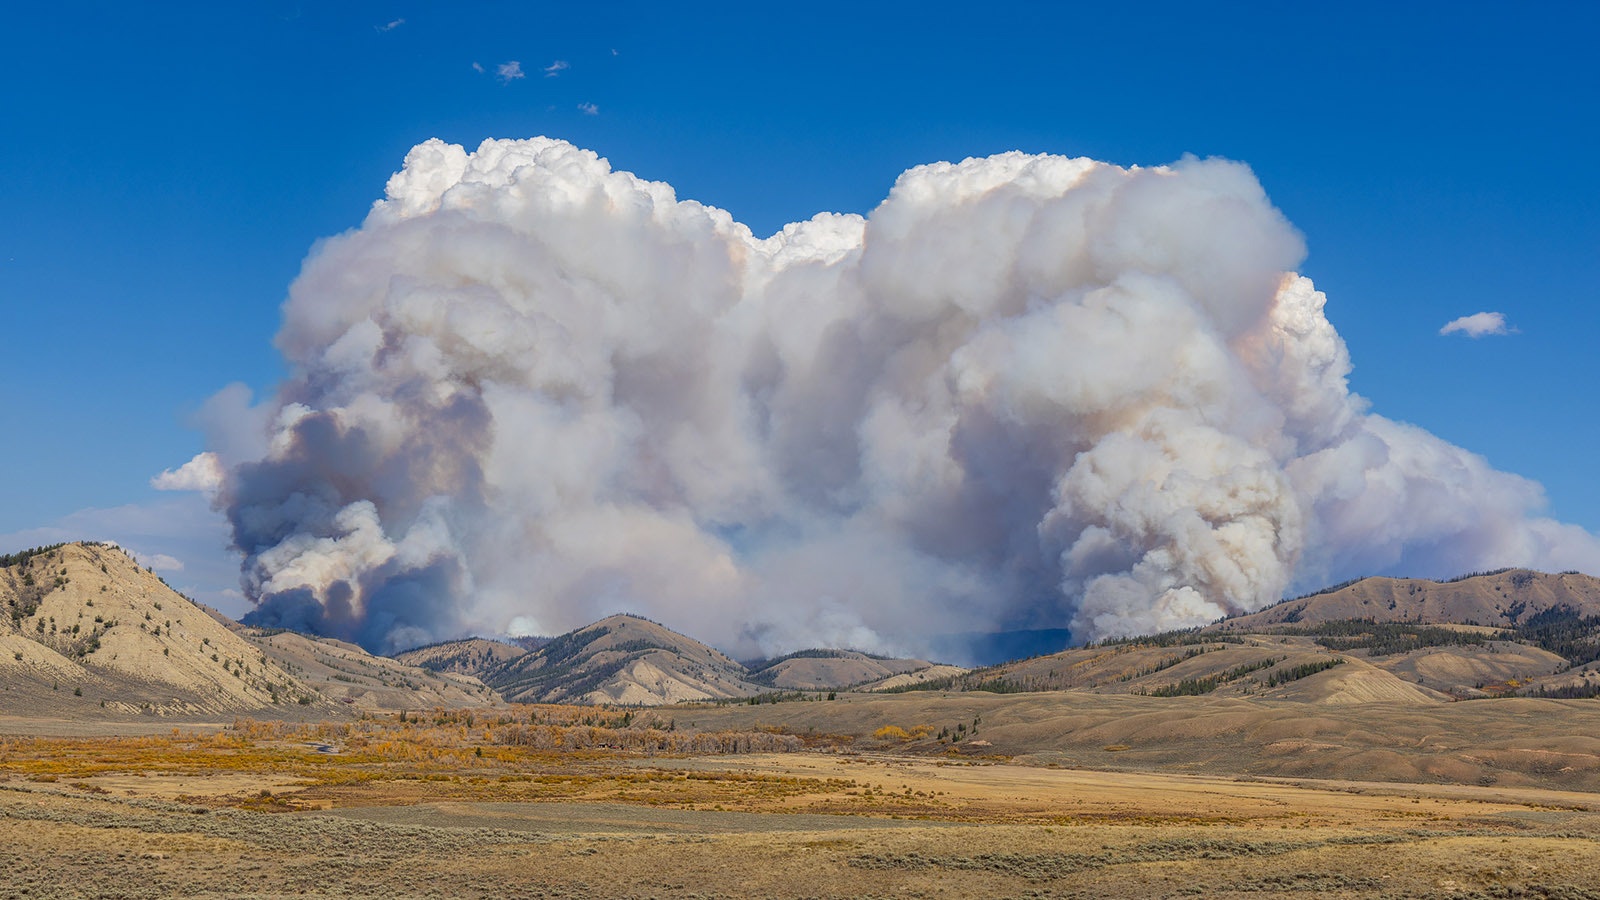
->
497 61 525 83
472 61 484 73
151 451 224 496
543 60 569 77
375 18 404 33
143 553 185 572
577 102 598 115
1440 311 1515 338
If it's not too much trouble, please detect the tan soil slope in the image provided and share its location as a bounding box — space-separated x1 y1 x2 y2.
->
486 614 765 705
1218 569 1600 631
1 543 500 717
1030 632 1571 703
952 640 1274 693
865 664 969 691
752 651 948 690
1272 657 1449 705
239 628 500 710
1368 642 1568 697
393 637 527 677
883 634 1459 705
1 543 307 715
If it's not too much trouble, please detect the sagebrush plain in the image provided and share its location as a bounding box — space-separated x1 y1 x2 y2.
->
5 699 1600 899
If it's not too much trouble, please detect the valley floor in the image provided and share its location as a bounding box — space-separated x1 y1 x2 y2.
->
4 707 1600 898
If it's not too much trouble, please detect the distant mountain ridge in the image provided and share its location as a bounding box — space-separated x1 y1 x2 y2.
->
1215 569 1600 632
404 618 965 705
12 541 1600 713
872 568 1600 703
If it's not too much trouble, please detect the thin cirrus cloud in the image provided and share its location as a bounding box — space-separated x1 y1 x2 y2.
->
578 102 598 115
544 60 570 77
1440 311 1515 338
496 61 525 83
375 18 404 33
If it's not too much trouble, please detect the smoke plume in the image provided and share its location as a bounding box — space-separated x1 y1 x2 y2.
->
198 137 1600 659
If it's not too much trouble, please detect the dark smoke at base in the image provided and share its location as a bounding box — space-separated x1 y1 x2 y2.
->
186 137 1600 661
241 559 468 655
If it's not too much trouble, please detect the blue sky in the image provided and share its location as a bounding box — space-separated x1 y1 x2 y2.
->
2 2 1597 612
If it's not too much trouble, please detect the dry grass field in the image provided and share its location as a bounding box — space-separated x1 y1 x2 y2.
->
4 701 1600 898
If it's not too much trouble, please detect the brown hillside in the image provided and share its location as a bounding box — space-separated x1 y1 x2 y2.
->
1217 569 1600 631
485 614 765 705
883 569 1600 702
752 651 948 690
1364 641 1568 698
393 637 527 677
1 543 306 716
239 628 500 711
863 664 969 691
0 542 498 718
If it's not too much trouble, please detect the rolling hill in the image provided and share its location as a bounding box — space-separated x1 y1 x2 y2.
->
10 541 1600 715
393 637 527 676
406 619 968 705
1215 569 1600 631
482 614 767 705
747 649 951 691
240 627 498 711
0 542 493 718
877 570 1600 703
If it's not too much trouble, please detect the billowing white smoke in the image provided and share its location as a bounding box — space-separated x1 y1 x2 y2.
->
202 137 1600 659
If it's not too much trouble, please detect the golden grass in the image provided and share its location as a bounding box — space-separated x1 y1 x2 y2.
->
6 704 1600 898
0 705 855 811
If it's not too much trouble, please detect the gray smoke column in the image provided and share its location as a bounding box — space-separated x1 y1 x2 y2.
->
203 137 1600 658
